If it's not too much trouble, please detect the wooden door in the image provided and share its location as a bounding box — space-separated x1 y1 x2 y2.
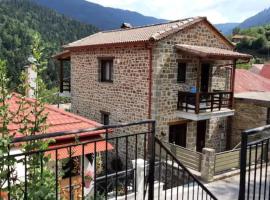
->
169 124 187 147
200 63 210 92
196 120 207 152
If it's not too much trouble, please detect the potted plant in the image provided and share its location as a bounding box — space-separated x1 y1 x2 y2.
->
84 171 93 188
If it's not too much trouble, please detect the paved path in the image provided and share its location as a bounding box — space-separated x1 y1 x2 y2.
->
205 167 269 200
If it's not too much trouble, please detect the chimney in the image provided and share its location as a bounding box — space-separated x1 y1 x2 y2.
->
121 23 132 29
24 56 37 98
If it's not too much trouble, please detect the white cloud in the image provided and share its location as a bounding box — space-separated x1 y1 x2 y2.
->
87 0 270 24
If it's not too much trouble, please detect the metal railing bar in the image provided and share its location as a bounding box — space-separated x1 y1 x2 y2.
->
156 138 217 200
11 120 155 143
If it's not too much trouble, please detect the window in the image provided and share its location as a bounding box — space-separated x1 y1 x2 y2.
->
169 124 187 147
177 62 186 83
100 59 113 82
101 111 110 125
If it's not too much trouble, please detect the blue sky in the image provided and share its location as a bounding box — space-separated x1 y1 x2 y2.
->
87 0 270 24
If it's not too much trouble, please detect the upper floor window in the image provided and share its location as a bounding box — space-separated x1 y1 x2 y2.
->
100 59 113 82
101 111 110 125
177 62 186 83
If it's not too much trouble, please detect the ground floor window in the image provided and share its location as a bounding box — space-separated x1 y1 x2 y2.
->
169 123 187 147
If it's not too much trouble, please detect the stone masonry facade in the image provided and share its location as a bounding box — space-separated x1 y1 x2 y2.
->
151 21 232 152
70 20 234 155
231 99 269 148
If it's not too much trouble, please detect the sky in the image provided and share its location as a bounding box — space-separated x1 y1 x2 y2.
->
87 0 270 24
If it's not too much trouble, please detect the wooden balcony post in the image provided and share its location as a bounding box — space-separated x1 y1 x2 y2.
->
230 59 236 109
59 60 64 93
195 60 201 114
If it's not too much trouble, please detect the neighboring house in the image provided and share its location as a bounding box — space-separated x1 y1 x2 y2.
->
230 69 270 148
54 16 251 154
231 34 255 44
7 93 111 198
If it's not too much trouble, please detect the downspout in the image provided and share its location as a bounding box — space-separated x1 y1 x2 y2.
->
147 44 153 120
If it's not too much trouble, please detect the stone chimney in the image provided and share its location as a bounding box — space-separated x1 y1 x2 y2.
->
24 56 37 98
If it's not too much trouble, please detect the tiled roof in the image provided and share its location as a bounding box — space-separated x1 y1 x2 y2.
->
235 69 270 93
48 139 113 160
7 93 103 140
65 17 210 48
259 64 270 79
175 44 252 59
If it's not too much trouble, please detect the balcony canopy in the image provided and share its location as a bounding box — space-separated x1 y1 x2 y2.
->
52 50 70 61
175 44 252 60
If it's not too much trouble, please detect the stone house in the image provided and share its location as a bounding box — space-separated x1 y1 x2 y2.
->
55 17 251 153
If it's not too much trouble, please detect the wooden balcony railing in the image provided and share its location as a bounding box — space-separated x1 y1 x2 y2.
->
177 91 233 114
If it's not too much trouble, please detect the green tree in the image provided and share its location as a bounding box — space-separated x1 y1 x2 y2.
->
0 34 56 199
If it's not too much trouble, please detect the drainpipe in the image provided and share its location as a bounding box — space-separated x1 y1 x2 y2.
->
147 44 153 120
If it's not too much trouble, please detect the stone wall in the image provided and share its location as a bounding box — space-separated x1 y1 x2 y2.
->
70 45 149 124
70 45 150 160
151 21 233 151
231 100 268 148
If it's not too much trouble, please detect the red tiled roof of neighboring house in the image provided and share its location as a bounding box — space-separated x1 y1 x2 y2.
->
259 64 270 79
64 17 234 49
235 69 270 93
7 93 104 140
175 44 252 59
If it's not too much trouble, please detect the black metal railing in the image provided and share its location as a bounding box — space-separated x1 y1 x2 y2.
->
153 139 217 200
239 125 270 200
178 91 233 114
0 120 217 199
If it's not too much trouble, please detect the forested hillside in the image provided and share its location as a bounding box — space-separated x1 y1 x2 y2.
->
0 0 98 89
235 25 270 62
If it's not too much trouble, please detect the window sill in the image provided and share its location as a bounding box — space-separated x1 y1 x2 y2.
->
100 80 114 83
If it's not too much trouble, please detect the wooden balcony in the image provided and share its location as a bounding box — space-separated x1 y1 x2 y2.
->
177 91 234 120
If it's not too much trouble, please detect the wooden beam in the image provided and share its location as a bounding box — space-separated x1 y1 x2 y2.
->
168 119 191 125
59 60 64 93
230 59 236 109
195 60 201 114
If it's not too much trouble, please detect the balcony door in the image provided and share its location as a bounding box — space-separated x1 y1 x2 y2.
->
200 63 210 92
196 120 207 152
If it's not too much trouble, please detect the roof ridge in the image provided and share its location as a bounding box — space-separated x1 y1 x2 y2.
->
100 17 203 33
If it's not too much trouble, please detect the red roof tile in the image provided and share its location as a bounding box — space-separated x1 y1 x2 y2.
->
259 64 270 79
175 44 252 59
64 17 234 49
235 69 270 93
6 93 104 140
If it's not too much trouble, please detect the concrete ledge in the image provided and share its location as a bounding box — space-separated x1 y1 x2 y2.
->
176 109 235 121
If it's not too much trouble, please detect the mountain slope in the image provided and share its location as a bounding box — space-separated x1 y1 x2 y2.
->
33 0 167 30
239 7 270 29
215 23 240 35
0 0 97 88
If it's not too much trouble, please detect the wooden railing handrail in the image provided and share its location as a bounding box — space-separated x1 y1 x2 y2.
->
178 90 233 113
